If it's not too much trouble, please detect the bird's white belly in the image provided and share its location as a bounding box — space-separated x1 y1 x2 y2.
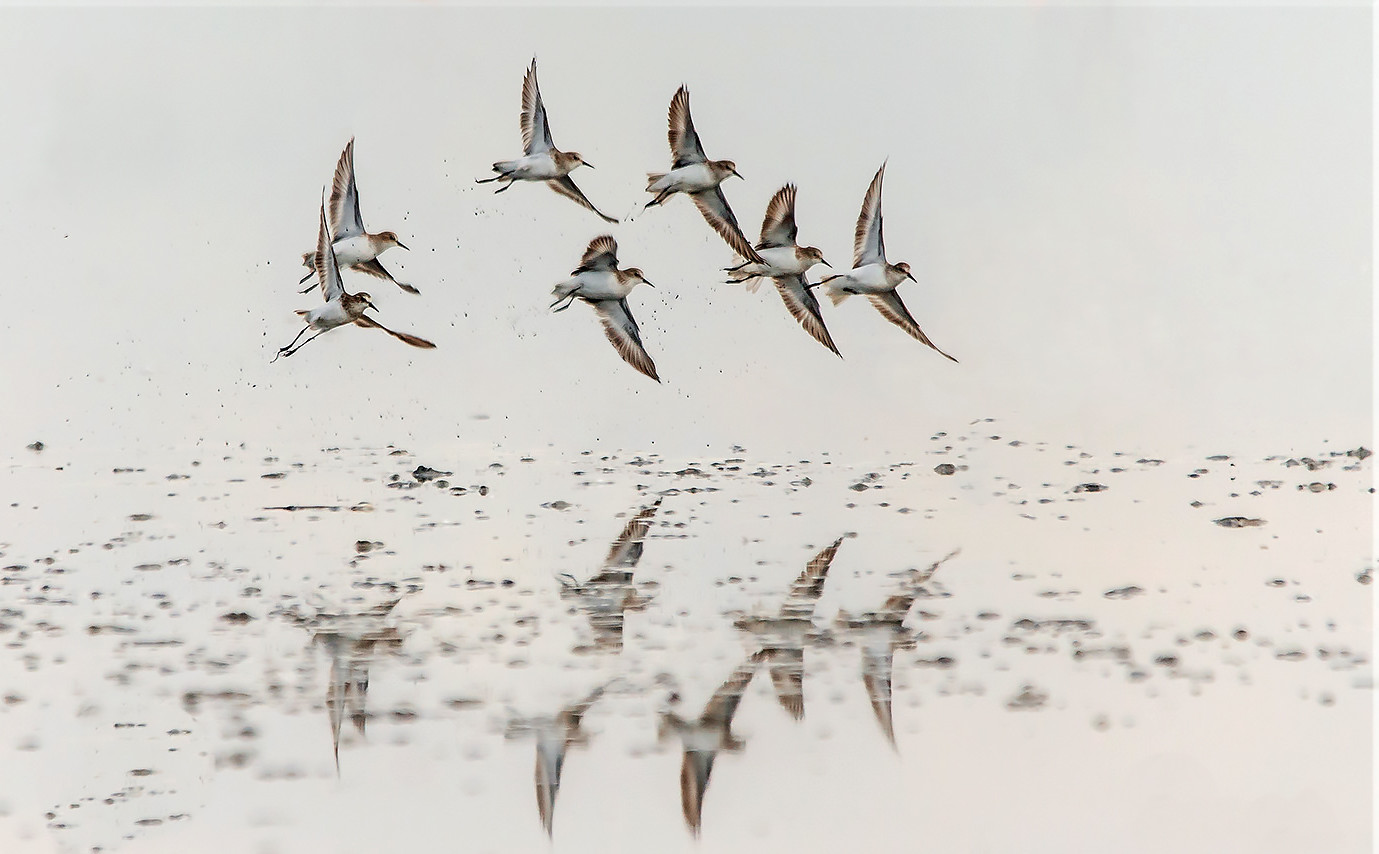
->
307 300 354 330
844 263 892 292
663 163 720 193
512 153 562 180
574 271 628 301
331 236 376 266
750 246 808 276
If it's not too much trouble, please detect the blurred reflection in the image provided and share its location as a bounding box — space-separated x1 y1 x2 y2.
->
734 537 843 719
558 499 662 652
504 683 610 838
283 597 409 773
835 549 960 749
658 654 763 836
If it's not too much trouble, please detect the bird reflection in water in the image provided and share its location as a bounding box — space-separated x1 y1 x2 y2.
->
733 537 844 720
283 597 410 773
836 548 960 749
504 683 611 838
558 498 662 652
658 654 763 836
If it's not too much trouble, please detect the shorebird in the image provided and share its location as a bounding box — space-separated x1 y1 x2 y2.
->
644 86 763 264
733 537 843 719
835 548 960 749
505 684 609 838
725 184 839 356
476 59 618 224
275 201 436 361
658 655 763 836
820 163 957 361
550 235 660 382
558 499 663 652
298 138 417 295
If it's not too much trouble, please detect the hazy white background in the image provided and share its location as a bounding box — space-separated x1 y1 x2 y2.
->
0 4 1369 465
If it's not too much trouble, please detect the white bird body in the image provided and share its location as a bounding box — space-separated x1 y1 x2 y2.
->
303 299 357 331
493 151 568 182
824 261 899 297
327 234 385 267
732 245 820 280
554 270 635 302
647 161 724 195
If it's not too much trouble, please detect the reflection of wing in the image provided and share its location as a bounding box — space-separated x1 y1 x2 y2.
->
853 163 887 268
668 85 707 168
679 749 715 837
351 257 420 295
603 499 662 568
867 291 957 362
774 275 841 357
757 184 798 249
329 138 366 240
521 59 554 155
700 657 759 727
780 537 842 620
547 175 618 224
573 234 618 274
591 298 660 382
878 548 962 620
690 187 764 264
315 202 344 303
766 648 806 720
353 314 437 349
861 646 897 749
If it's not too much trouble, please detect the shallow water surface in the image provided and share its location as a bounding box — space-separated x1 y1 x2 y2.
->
0 433 1371 853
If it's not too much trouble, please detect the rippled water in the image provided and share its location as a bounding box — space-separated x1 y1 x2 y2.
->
0 432 1370 853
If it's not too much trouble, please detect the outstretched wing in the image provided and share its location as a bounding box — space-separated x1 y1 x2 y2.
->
774 275 841 357
867 291 958 362
316 201 344 303
521 59 555 155
592 298 660 382
329 139 366 240
354 314 437 349
351 258 420 295
573 235 619 274
668 85 707 168
547 175 619 224
690 187 764 264
779 536 843 620
853 163 887 268
757 184 798 249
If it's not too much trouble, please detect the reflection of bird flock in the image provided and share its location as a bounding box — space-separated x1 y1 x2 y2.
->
277 59 959 377
295 499 959 838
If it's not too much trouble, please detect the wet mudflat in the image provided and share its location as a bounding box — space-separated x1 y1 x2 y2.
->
0 429 1371 853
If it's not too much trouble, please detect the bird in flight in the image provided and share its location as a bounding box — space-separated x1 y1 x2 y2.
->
821 163 957 361
476 58 619 224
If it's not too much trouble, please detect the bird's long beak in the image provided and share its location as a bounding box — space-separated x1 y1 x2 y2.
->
367 300 379 311
820 258 833 268
644 281 656 288
905 272 917 283
396 240 410 251
731 169 744 180
582 162 595 169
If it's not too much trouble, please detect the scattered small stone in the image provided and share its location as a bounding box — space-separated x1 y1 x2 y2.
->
1213 516 1266 528
219 612 253 624
26 441 43 452
543 500 572 511
1006 685 1048 710
413 465 451 482
1103 586 1144 600
128 514 153 522
934 463 957 476
1071 483 1106 493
